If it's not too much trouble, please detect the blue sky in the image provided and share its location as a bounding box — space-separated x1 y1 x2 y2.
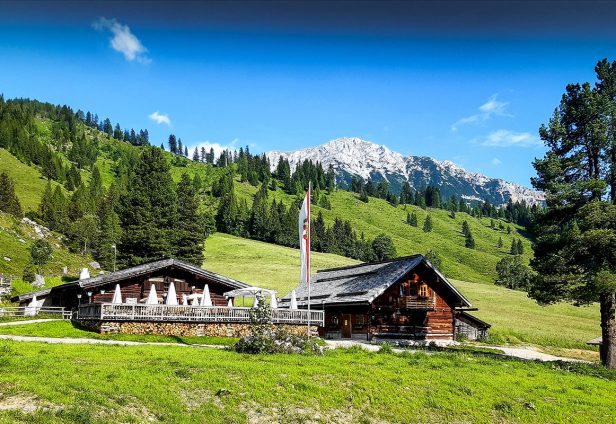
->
1 1 615 186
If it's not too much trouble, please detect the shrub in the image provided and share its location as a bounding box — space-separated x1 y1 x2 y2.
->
495 255 532 290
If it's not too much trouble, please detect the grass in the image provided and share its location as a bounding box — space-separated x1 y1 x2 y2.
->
0 341 613 423
204 233 601 352
0 212 92 278
204 232 359 296
0 148 65 212
0 320 236 346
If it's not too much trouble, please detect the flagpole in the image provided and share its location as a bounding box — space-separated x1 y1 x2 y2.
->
307 180 311 338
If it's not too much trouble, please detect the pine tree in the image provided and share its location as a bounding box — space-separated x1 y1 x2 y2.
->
192 147 200 161
119 147 178 265
408 211 418 227
465 230 475 249
96 184 122 270
249 183 270 240
168 134 177 154
0 172 22 217
510 239 517 255
178 138 183 156
423 214 433 232
461 220 470 236
184 145 188 157
517 239 524 255
498 236 503 248
174 173 206 265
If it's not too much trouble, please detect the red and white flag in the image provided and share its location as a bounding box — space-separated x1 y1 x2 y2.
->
299 188 310 285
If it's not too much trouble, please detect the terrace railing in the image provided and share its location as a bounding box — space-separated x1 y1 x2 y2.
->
77 303 325 326
402 296 436 310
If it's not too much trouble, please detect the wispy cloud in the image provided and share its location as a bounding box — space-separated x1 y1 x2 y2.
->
148 111 171 126
92 17 150 64
477 129 541 148
452 94 511 131
491 157 502 166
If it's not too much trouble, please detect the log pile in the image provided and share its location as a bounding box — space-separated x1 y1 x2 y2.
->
79 320 318 337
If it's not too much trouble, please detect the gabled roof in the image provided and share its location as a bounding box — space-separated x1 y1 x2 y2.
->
12 258 250 302
456 311 491 329
280 255 472 308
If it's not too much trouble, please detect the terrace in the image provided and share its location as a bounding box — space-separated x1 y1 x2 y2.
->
77 303 325 326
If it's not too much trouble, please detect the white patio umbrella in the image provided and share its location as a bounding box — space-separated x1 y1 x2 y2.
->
79 267 90 280
111 284 122 304
227 298 233 307
182 294 188 305
253 295 259 308
270 293 278 309
146 285 158 305
25 295 37 316
290 290 298 310
165 282 178 305
201 284 213 307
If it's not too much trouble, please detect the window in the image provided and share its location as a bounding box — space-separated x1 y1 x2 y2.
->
418 283 429 298
355 315 365 325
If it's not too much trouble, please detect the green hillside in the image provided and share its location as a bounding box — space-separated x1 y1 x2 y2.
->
234 183 532 284
204 233 599 350
0 212 93 287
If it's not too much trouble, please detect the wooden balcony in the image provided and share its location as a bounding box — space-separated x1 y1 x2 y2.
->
77 303 325 326
400 296 436 310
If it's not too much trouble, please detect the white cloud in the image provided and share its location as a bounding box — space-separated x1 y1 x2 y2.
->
190 139 240 159
491 157 502 166
92 17 150 64
148 111 171 126
452 94 511 131
478 129 541 148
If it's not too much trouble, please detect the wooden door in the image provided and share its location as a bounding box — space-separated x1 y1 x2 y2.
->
342 314 352 338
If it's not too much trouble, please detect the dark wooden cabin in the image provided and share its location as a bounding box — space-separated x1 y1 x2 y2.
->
13 258 249 308
281 255 489 341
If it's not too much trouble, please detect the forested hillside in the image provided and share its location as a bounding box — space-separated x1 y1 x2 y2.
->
0 96 536 285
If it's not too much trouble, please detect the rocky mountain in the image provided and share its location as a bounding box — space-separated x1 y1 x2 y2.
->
266 137 544 206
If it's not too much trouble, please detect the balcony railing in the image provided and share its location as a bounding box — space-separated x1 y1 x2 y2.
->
77 303 324 326
401 296 436 310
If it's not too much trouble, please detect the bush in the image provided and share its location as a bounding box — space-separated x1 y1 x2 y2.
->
232 294 324 355
495 255 532 290
22 263 36 283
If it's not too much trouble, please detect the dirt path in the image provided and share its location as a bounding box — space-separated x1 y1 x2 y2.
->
0 334 225 349
325 339 589 363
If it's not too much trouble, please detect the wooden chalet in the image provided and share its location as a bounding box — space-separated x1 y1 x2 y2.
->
280 255 489 341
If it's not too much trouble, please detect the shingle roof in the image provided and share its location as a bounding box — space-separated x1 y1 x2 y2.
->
280 255 472 308
587 336 602 346
12 258 250 302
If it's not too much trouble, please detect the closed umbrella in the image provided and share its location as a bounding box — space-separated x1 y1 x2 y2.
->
201 284 213 307
182 294 188 305
25 295 37 316
79 267 90 280
111 284 122 304
270 293 278 309
146 285 158 305
227 298 233 307
290 290 298 310
253 295 259 308
165 282 178 305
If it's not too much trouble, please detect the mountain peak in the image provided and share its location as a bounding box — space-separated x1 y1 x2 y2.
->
266 138 544 206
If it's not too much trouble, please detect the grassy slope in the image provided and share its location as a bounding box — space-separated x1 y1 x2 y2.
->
0 212 92 280
0 340 614 423
234 183 532 284
0 149 64 212
204 233 600 350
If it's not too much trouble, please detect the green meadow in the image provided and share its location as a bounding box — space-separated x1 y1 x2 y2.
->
0 340 613 423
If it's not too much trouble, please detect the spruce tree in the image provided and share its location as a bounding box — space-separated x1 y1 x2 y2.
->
498 236 503 248
465 230 475 249
510 239 517 255
96 184 122 270
517 239 524 255
168 134 177 154
249 183 270 241
192 147 200 161
119 147 178 265
423 214 433 232
174 173 206 265
0 172 22 217
461 220 470 236
408 211 418 227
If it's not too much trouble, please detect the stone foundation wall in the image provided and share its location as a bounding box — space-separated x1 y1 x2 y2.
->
76 320 318 337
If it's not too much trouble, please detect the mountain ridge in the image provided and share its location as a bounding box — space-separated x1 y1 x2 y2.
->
266 137 544 206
